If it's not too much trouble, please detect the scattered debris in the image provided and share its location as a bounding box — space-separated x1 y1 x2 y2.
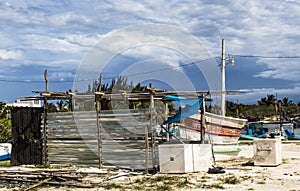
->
0 168 95 189
242 161 255 166
208 166 225 174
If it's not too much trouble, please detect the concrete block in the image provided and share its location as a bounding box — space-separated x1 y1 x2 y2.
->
253 138 282 166
158 143 212 173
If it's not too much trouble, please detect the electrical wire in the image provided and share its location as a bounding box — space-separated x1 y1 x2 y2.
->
229 54 300 59
0 57 215 84
1 54 300 84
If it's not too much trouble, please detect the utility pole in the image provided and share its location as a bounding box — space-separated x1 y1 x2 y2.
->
221 39 226 116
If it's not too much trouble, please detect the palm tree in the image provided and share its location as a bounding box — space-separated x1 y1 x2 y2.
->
258 94 276 106
282 97 293 106
56 100 63 111
47 103 57 112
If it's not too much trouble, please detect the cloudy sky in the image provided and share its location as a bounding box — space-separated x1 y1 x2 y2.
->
1 0 300 104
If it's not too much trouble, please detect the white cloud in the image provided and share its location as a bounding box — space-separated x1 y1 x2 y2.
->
1 0 300 102
23 34 89 53
0 49 22 60
0 3 30 24
254 59 300 81
120 45 190 67
49 71 74 81
64 33 102 47
48 12 93 28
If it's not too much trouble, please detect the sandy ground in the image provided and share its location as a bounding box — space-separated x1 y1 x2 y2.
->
1 142 300 191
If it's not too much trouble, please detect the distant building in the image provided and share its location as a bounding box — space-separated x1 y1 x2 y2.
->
6 98 42 108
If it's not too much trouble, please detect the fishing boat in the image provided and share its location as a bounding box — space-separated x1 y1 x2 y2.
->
162 95 247 161
180 112 247 144
179 111 247 161
0 143 11 160
240 121 298 140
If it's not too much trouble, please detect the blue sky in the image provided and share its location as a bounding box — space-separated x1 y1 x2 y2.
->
1 0 300 104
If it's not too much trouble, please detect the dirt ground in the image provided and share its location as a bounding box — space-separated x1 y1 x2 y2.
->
1 142 300 191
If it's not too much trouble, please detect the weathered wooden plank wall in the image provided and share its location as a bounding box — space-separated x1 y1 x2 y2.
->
45 109 160 170
11 107 44 166
45 112 98 166
98 109 159 170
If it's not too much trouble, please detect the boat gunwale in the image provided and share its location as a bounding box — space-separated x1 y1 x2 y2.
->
178 124 241 137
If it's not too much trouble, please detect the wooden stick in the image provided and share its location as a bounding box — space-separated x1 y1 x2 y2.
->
23 177 52 191
145 125 149 174
0 177 94 188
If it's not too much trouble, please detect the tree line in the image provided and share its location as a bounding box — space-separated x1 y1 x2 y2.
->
1 75 299 143
226 94 300 121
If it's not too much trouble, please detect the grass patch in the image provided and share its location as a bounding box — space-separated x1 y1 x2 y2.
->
282 158 289 164
0 160 11 167
156 184 171 191
175 177 195 188
34 163 51 168
103 183 123 190
218 174 241 184
133 175 195 190
201 175 211 179
240 175 252 181
153 175 176 182
205 183 225 189
6 184 15 189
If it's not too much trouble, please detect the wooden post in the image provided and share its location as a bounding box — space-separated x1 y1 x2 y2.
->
99 73 102 92
42 70 48 164
279 101 283 135
95 73 103 168
95 93 102 169
145 125 149 174
44 70 49 93
149 89 156 172
70 94 74 111
95 74 103 169
165 103 170 141
200 95 206 144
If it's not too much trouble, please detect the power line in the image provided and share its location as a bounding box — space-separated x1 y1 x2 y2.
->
0 79 75 84
0 57 215 84
1 54 300 84
229 54 300 59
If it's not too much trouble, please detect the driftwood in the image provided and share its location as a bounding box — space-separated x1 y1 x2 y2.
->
0 176 95 188
23 177 52 191
0 170 95 189
0 167 145 189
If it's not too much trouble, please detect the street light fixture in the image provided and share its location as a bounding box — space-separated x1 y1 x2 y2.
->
229 57 235 66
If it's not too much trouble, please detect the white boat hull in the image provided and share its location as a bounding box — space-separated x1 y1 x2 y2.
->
179 112 247 144
0 143 12 160
178 112 247 160
178 126 240 144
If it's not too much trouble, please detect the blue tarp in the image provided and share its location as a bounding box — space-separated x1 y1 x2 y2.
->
164 95 200 106
0 154 10 161
163 96 203 125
